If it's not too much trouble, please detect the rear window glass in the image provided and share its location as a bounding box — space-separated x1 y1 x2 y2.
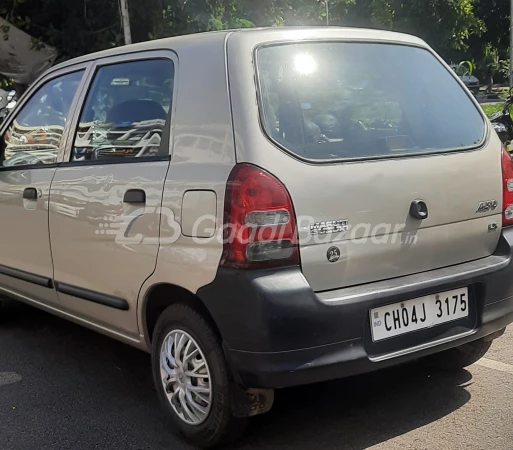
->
256 43 485 161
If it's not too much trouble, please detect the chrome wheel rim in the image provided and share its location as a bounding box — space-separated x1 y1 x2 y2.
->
160 329 212 425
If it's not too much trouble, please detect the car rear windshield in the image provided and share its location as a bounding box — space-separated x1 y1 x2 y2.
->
256 42 485 161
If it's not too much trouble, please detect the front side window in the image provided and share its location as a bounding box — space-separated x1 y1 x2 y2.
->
72 59 174 162
1 71 83 167
256 43 485 161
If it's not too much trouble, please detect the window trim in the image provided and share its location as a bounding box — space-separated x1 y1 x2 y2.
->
0 157 171 172
0 163 60 172
59 155 170 167
253 39 489 165
0 63 93 171
60 50 178 167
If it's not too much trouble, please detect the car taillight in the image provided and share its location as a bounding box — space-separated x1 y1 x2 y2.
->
502 145 513 226
221 163 299 269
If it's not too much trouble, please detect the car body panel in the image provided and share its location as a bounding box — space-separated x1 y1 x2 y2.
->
0 167 58 305
49 161 170 337
138 33 237 342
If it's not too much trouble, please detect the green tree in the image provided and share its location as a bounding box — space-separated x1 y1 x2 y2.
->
0 0 255 60
0 0 493 66
474 0 510 52
467 0 510 81
363 0 484 57
0 0 123 60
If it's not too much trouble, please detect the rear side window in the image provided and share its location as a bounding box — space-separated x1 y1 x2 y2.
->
72 59 173 162
256 43 485 161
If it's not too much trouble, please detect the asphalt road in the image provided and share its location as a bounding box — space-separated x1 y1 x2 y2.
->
1 299 513 450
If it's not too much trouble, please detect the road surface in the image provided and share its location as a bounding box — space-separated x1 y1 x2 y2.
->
1 299 512 450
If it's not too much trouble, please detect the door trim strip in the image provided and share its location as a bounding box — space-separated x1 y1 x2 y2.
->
55 282 129 311
0 264 53 288
0 285 142 348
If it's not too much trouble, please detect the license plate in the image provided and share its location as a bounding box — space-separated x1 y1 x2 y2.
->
370 287 469 342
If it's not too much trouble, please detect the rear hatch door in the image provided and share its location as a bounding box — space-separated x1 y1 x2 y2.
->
253 40 502 292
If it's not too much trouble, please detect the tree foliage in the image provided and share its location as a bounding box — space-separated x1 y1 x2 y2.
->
0 0 506 68
369 0 484 56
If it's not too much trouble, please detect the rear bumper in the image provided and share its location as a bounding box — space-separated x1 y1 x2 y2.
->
198 228 513 389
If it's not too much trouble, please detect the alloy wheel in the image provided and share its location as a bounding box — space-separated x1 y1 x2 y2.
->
160 329 212 425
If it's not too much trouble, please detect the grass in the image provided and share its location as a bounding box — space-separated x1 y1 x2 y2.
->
481 103 502 118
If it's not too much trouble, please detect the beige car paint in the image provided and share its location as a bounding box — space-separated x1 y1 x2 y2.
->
0 167 58 305
181 190 217 238
49 161 170 337
138 33 237 345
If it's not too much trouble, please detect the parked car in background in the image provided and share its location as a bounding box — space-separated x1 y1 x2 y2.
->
461 73 481 93
450 64 480 94
0 89 17 124
1 28 513 449
490 91 513 151
0 89 7 110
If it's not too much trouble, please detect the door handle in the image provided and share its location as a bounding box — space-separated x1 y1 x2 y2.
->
123 189 146 204
23 187 38 200
409 199 428 220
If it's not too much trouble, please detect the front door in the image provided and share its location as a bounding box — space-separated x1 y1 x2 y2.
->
0 69 86 306
49 53 175 338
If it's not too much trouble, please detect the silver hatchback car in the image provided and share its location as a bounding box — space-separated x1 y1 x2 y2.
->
1 27 513 448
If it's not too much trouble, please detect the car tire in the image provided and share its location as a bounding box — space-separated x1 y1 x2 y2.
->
424 338 492 370
151 304 247 449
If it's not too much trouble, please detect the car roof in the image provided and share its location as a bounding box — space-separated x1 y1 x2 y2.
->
50 27 427 73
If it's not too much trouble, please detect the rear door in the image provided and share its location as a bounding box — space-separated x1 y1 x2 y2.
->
232 36 502 292
49 52 175 338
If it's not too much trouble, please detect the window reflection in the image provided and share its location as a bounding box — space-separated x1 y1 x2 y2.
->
257 43 484 161
72 59 174 162
1 71 83 167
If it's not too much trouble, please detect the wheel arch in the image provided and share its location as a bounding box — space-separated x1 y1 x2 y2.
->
141 282 222 347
